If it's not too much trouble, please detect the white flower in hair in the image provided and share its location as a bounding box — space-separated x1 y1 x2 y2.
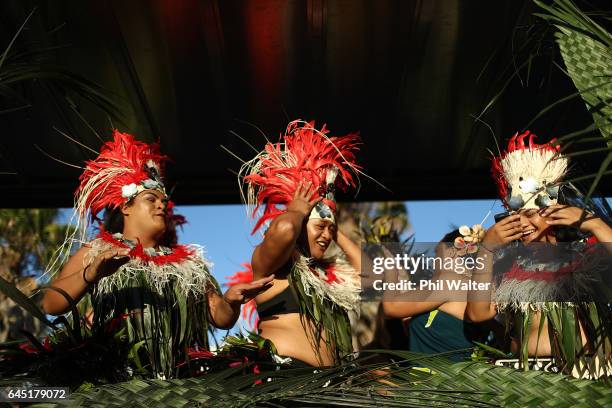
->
121 183 139 198
454 224 484 255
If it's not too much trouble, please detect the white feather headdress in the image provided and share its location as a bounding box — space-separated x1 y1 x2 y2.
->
492 131 568 210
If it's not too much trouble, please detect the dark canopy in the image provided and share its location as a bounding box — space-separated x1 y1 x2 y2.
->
0 0 607 207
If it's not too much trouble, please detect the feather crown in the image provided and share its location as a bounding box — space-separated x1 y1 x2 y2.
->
492 130 568 210
76 129 168 222
45 130 172 278
240 120 361 233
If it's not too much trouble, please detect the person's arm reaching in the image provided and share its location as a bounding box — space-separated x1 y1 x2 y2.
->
336 229 361 273
541 205 612 243
208 275 274 329
465 214 522 322
382 244 446 319
251 181 318 279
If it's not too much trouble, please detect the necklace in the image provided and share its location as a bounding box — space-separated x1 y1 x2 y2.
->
86 230 213 298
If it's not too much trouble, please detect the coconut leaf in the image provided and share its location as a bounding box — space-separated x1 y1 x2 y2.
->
39 286 82 343
0 9 124 122
27 351 612 407
0 7 36 70
477 0 611 200
0 276 54 329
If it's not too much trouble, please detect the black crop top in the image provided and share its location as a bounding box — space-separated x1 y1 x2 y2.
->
256 286 300 319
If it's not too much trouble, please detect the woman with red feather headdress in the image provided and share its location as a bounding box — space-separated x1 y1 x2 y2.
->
42 130 272 379
238 120 363 366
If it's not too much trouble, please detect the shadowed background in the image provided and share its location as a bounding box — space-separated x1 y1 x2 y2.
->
1 0 608 207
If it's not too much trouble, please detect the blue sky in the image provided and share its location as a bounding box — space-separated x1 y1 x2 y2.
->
174 199 507 288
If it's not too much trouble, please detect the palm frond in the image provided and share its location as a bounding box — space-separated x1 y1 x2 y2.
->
0 8 124 122
28 351 612 407
477 1 611 202
0 275 54 330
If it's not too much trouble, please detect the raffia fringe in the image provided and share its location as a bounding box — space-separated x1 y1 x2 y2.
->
495 267 598 313
85 238 213 299
293 254 361 313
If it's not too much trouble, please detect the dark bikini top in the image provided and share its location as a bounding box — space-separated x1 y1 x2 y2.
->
256 285 300 319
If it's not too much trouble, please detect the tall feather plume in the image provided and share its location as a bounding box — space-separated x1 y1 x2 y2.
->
238 120 361 234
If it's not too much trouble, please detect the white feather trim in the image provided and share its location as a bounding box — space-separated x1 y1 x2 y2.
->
85 238 213 299
293 254 361 312
495 261 600 313
500 149 568 209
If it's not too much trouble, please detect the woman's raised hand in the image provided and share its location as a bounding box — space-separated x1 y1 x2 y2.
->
540 205 597 231
84 248 130 283
286 180 319 218
482 214 523 249
223 275 275 306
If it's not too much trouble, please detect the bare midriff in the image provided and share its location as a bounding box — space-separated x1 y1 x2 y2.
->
258 314 336 366
256 278 336 366
510 313 589 357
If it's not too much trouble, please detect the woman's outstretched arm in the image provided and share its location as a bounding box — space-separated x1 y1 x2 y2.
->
381 244 446 319
208 275 274 329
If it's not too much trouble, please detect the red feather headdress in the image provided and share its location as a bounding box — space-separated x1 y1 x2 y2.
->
491 130 567 210
46 130 186 278
240 120 361 233
76 130 168 221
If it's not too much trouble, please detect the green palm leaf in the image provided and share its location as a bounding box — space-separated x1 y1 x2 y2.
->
28 352 612 408
0 275 54 329
0 8 124 123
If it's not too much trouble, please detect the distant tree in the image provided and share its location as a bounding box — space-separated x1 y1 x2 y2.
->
0 209 70 341
336 202 411 350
